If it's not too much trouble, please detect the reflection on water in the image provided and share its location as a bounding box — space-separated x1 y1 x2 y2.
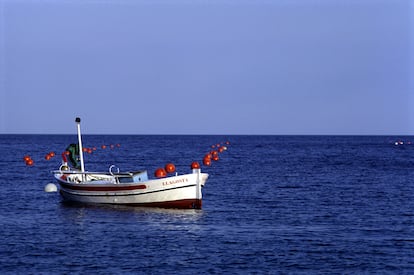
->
59 201 205 232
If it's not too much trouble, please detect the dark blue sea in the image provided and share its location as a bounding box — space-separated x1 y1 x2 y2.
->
1 135 414 274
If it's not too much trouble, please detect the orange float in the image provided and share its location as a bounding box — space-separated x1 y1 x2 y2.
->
191 161 200 169
165 163 176 173
154 168 167 178
26 159 34 166
203 157 211 166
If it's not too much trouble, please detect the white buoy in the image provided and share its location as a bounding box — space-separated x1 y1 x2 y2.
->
44 183 58 192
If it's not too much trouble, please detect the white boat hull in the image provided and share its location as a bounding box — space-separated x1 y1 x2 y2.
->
54 170 208 209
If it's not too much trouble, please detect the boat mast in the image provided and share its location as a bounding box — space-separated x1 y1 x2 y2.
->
75 117 85 172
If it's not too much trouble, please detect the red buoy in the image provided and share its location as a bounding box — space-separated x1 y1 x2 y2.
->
45 154 51 160
101 145 106 149
203 157 211 166
165 163 176 173
26 159 34 166
154 168 167 178
212 154 219 161
23 155 31 162
191 161 200 169
49 152 55 157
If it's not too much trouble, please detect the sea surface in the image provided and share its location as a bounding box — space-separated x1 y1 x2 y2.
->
0 135 413 274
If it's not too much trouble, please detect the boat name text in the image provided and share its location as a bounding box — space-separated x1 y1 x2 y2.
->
162 178 189 186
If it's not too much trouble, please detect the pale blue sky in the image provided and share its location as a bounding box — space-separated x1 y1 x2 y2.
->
0 0 413 134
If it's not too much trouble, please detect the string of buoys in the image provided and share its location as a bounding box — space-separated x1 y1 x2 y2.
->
44 151 56 161
101 144 121 150
154 140 231 178
393 140 412 146
23 155 34 166
200 141 229 168
24 140 231 175
202 142 228 167
23 143 122 166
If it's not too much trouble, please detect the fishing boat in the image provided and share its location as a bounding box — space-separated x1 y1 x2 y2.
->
52 118 208 209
